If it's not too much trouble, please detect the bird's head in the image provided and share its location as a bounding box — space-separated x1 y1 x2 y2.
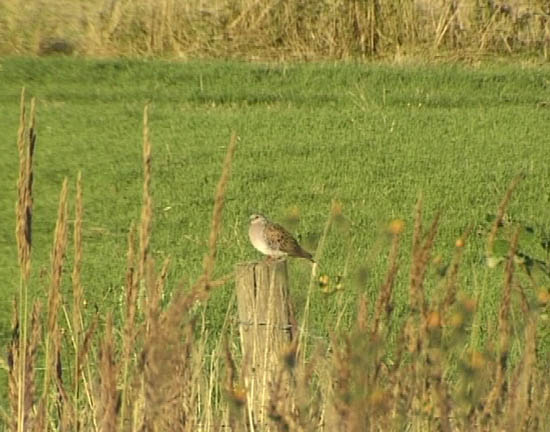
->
249 214 267 225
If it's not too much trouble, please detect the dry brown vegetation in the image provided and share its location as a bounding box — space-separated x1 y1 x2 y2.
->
0 0 549 60
4 90 550 431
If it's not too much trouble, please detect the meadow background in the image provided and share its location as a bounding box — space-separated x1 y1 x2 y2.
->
2 58 549 339
1 0 550 430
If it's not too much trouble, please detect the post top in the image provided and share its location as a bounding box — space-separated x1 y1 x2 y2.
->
236 259 288 267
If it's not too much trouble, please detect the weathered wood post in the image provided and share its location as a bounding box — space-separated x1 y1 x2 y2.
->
235 260 295 429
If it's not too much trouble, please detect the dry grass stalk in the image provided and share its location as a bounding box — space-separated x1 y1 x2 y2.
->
48 178 70 325
427 347 452 432
329 336 352 430
224 335 246 431
98 313 117 432
76 317 99 383
201 305 227 431
155 257 170 297
486 174 521 257
371 229 401 337
8 301 42 432
75 315 99 415
135 103 160 430
389 328 413 429
139 305 195 430
16 88 35 282
209 270 236 288
200 131 238 292
139 104 153 281
72 172 84 336
126 134 239 429
156 132 239 428
143 257 159 336
504 316 536 431
400 202 442 431
119 223 138 429
25 302 42 430
534 376 550 430
8 300 20 432
356 292 369 332
132 105 188 429
266 367 302 432
441 227 471 311
71 172 84 429
498 226 519 358
55 325 71 431
407 198 440 379
409 196 424 314
15 89 36 432
434 0 461 49
133 117 240 431
3 0 550 59
268 336 323 432
144 256 170 336
483 226 520 420
412 211 440 318
41 178 69 429
297 202 336 364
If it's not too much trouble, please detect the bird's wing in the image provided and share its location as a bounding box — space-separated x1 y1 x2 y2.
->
265 222 314 261
265 223 297 252
276 223 310 256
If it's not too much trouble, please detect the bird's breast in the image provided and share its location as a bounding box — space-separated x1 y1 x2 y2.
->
249 223 272 255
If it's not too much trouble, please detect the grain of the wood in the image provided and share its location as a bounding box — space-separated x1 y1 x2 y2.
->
235 260 294 429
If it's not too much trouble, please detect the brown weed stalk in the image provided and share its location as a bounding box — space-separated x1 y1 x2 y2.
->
71 172 84 429
139 104 153 280
486 174 522 257
40 178 69 428
441 226 472 311
118 223 137 429
14 89 36 432
8 301 42 432
483 226 520 420
371 225 401 337
503 316 536 431
200 131 238 292
16 89 35 282
137 131 237 428
224 335 246 430
98 314 117 432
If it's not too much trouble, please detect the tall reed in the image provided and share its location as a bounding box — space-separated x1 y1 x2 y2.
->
14 88 36 432
1 0 549 60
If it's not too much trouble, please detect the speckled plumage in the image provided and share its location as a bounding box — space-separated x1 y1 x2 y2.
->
248 214 314 262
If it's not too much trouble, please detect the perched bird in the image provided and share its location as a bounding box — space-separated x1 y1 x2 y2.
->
248 214 315 262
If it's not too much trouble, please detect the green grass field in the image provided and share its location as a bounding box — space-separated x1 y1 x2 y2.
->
2 58 550 424
1 57 550 335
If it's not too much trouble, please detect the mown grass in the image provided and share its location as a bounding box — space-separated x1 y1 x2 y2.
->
1 58 549 328
1 58 550 427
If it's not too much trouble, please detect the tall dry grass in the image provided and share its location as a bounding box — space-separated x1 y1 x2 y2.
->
0 0 549 60
4 93 550 431
13 88 36 432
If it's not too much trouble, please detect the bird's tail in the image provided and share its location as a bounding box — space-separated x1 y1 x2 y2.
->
300 249 315 263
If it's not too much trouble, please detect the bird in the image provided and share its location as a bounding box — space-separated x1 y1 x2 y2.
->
248 214 315 262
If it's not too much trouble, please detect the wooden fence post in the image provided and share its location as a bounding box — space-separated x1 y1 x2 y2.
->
235 260 295 429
